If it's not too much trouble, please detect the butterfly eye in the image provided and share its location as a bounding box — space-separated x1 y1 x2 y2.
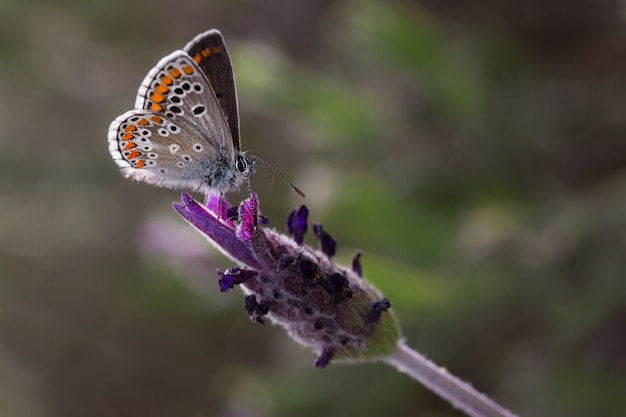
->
236 155 248 173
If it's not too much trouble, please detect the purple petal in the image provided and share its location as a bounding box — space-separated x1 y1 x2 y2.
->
314 348 334 368
225 206 239 221
217 267 258 292
205 193 221 213
286 205 308 245
366 299 391 325
312 223 336 258
351 250 362 278
205 193 236 227
217 271 235 292
173 193 262 270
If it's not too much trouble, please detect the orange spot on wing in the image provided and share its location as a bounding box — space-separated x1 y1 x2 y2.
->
150 115 163 124
201 48 210 57
169 68 181 78
182 65 194 75
122 125 137 140
149 92 164 103
135 160 145 168
213 46 222 54
137 118 149 126
151 103 163 112
124 142 137 150
193 53 201 63
127 150 141 159
154 84 169 94
161 75 173 85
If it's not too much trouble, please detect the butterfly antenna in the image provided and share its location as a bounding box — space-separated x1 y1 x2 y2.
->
249 155 306 198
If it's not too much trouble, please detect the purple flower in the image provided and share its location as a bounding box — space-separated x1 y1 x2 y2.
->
286 205 308 245
173 192 400 368
351 250 363 278
312 223 336 258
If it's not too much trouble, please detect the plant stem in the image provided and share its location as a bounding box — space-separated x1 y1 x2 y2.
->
384 340 519 417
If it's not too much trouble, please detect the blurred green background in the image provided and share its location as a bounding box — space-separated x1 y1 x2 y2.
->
1 0 625 416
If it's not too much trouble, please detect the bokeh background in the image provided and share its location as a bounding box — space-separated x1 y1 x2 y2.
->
1 0 625 416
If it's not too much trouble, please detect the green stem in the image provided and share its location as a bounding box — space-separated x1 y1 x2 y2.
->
384 340 519 417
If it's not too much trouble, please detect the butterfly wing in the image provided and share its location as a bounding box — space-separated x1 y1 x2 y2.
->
184 29 240 152
134 51 233 153
108 50 243 194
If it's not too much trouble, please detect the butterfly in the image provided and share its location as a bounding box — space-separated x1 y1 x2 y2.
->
107 29 303 197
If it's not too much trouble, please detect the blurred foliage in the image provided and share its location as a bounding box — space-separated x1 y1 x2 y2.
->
1 0 625 416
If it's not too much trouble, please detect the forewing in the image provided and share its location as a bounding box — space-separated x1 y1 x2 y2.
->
184 29 240 150
134 50 234 155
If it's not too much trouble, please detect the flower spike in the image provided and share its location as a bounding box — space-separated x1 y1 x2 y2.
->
172 192 520 417
175 192 400 365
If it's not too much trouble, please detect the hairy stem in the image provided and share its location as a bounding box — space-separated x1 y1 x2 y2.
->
384 341 519 417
